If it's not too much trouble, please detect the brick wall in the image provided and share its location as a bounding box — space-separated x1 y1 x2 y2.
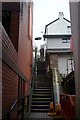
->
2 1 33 118
1 12 19 118
0 60 2 118
2 62 18 113
18 2 33 81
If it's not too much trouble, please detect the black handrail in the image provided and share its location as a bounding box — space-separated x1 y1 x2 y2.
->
2 95 29 120
49 70 54 102
2 62 35 120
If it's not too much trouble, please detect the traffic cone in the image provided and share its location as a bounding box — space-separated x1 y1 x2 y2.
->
48 102 56 116
55 104 63 118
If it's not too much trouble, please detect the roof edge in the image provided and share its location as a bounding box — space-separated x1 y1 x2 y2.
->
43 34 71 38
46 18 59 27
63 18 71 23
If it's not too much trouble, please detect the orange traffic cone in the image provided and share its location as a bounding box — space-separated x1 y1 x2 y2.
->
48 102 56 116
55 104 63 118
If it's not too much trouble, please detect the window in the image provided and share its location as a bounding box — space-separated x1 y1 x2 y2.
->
2 11 11 37
62 38 70 43
2 2 20 52
62 39 67 43
67 39 70 43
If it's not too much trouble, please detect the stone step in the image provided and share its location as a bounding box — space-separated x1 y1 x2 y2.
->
32 94 52 96
31 105 49 109
37 75 48 77
31 65 52 113
32 97 52 101
37 78 49 81
37 87 51 89
32 101 50 105
37 82 50 84
37 83 50 85
33 91 51 94
37 80 49 82
33 89 51 92
37 86 50 88
31 105 49 107
37 81 49 83
31 109 49 112
32 94 52 98
37 76 48 79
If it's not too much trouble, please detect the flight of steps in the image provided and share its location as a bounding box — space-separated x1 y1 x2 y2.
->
31 61 52 112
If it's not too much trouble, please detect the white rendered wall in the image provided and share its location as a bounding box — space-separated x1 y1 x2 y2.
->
47 17 71 35
47 38 70 49
58 55 74 76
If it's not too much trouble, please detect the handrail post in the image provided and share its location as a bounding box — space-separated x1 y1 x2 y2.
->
27 95 29 112
7 113 10 120
50 70 53 102
21 98 24 120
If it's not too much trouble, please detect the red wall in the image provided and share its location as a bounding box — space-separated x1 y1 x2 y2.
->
18 2 33 81
60 93 75 120
10 11 19 52
2 1 33 118
2 62 18 113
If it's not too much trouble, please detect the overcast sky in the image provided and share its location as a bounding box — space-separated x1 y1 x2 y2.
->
33 0 70 49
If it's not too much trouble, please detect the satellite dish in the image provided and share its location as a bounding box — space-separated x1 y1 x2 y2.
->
35 37 42 40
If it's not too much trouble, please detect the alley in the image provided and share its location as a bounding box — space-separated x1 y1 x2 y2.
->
1 0 79 120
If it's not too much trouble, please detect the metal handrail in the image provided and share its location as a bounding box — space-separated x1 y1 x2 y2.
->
52 68 63 105
2 96 28 120
48 70 54 102
26 61 36 119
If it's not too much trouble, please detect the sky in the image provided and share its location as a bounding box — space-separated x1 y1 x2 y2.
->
33 0 70 49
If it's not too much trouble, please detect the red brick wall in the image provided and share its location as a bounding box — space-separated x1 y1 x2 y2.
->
2 62 18 113
18 2 33 81
2 12 19 117
0 60 2 117
2 1 33 118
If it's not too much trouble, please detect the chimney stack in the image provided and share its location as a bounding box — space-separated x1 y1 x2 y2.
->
59 12 64 19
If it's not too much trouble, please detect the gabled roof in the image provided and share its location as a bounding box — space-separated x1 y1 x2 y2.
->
63 18 71 23
44 18 59 34
44 17 71 36
46 17 71 27
46 18 59 27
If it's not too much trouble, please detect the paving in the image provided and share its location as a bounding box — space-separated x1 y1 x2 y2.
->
28 112 54 119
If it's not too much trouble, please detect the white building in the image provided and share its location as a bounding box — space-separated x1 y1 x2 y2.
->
44 12 74 77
